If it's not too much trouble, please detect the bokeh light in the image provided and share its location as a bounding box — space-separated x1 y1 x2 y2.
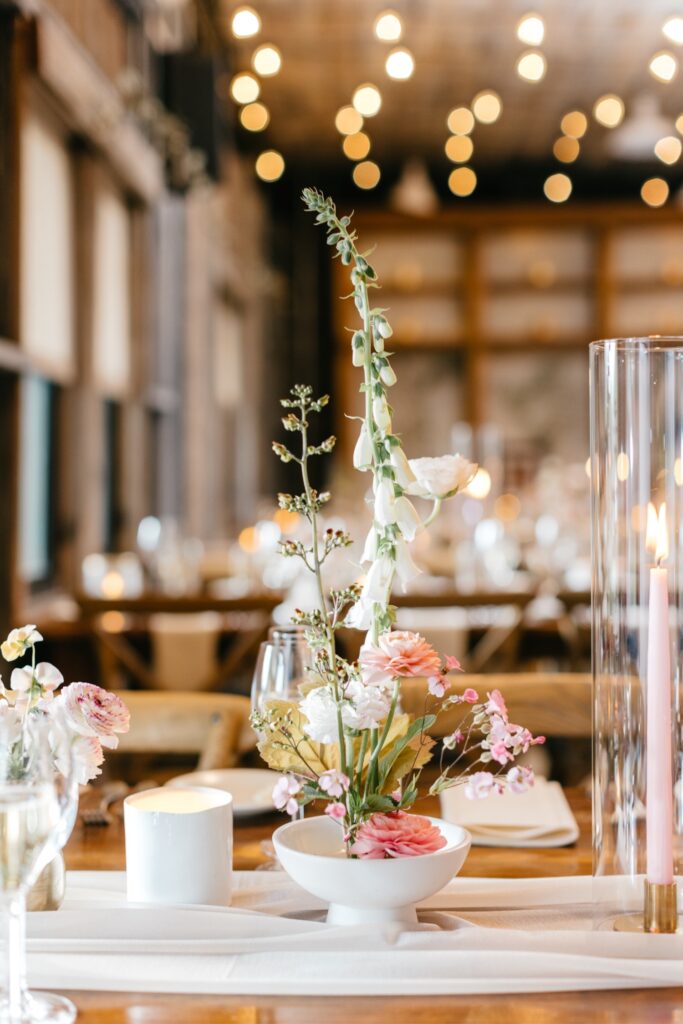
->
255 150 285 182
352 84 382 117
544 173 572 202
516 51 546 82
448 166 477 197
472 90 502 124
353 160 381 189
231 6 261 38
641 177 669 207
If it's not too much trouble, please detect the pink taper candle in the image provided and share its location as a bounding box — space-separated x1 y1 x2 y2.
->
646 502 674 886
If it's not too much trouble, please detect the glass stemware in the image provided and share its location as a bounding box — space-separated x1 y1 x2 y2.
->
251 625 313 823
0 711 78 1024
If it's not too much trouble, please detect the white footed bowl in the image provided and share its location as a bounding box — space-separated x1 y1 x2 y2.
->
273 815 470 926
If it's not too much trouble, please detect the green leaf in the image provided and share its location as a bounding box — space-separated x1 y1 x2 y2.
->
377 715 436 786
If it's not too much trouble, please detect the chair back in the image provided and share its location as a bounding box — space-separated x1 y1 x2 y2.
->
148 612 222 691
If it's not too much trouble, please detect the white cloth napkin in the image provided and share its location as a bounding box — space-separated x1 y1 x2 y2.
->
24 871 683 996
439 777 580 847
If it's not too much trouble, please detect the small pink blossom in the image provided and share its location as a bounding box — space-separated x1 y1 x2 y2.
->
318 769 350 798
273 775 302 816
464 771 495 800
359 631 442 686
444 655 463 672
325 802 346 821
485 689 508 720
507 765 535 794
490 741 514 765
59 684 130 749
350 811 447 859
427 675 448 698
462 688 479 704
443 729 464 750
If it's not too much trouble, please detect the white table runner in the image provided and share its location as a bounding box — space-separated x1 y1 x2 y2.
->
25 872 683 996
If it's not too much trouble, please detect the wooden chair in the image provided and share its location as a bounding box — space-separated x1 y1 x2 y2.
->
399 672 592 739
112 691 256 770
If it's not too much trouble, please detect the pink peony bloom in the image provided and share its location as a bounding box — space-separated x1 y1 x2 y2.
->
462 688 479 704
444 655 463 672
485 689 508 720
59 684 130 750
325 801 346 821
427 675 448 698
360 631 442 686
350 811 447 859
318 769 350 798
273 775 302 816
464 771 495 800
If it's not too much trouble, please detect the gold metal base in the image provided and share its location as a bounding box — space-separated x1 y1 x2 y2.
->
612 880 680 934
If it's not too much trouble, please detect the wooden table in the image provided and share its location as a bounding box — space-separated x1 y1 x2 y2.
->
60 788 682 1023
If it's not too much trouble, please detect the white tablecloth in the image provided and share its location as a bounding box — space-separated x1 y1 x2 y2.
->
25 872 683 996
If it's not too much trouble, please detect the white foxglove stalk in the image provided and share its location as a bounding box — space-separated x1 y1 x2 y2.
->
374 478 396 526
379 364 396 387
345 597 373 630
394 495 422 542
353 424 373 470
373 395 392 433
390 446 417 489
361 553 394 604
360 527 379 564
373 331 384 354
395 538 421 587
352 344 364 367
407 454 478 499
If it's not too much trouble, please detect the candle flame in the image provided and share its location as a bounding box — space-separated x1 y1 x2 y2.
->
646 501 669 563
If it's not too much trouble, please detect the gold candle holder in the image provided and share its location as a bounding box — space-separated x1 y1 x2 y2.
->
613 879 680 933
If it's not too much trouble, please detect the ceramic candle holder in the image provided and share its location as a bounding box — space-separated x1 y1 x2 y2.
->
124 786 233 906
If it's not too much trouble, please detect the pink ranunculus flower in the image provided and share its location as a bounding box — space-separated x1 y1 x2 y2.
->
360 631 442 686
462 687 479 704
59 683 130 750
324 801 346 821
350 811 447 859
485 689 508 720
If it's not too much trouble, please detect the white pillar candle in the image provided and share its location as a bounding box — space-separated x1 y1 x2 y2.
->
645 503 674 886
124 786 233 906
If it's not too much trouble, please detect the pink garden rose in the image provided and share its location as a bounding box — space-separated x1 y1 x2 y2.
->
360 631 442 686
350 811 447 859
59 683 130 750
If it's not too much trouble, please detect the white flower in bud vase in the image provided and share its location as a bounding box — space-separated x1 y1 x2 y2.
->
395 538 421 587
353 424 373 471
360 527 379 564
373 394 392 433
389 446 417 489
394 495 422 542
407 454 478 499
2 624 43 662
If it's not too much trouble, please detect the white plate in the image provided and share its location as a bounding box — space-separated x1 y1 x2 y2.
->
165 769 277 818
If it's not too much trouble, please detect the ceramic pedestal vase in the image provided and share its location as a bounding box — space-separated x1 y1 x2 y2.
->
273 815 470 925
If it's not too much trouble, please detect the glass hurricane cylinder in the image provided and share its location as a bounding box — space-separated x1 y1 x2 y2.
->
590 337 683 928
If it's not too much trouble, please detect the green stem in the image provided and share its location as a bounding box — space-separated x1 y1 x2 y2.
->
421 497 442 530
366 679 400 790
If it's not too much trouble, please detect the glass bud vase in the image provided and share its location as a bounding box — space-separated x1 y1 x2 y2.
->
590 337 683 930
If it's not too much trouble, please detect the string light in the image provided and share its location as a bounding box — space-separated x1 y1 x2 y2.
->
472 90 502 124
641 177 669 207
353 160 381 189
252 44 281 77
385 47 415 80
654 136 682 164
448 166 477 197
240 102 269 131
445 135 474 162
352 84 382 117
649 51 678 82
447 106 475 135
553 136 580 162
663 16 683 44
561 111 588 138
516 51 546 82
516 13 545 45
544 173 572 202
230 72 260 103
255 150 285 182
335 106 364 135
342 132 371 160
231 6 261 38
374 10 402 41
593 94 625 128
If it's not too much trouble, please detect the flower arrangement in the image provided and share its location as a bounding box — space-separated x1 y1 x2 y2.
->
0 624 130 783
254 189 543 858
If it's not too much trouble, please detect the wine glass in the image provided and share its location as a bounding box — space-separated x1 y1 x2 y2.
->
251 625 313 826
0 710 78 1024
